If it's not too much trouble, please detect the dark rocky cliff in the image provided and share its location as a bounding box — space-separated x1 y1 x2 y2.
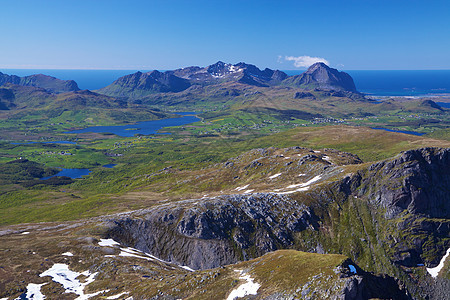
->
107 193 317 270
353 147 450 219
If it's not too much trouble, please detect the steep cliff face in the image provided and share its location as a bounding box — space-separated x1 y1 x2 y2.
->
331 147 450 299
356 147 450 219
107 193 318 270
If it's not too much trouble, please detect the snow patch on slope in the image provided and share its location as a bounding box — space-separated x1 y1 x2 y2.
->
100 240 195 272
106 292 129 299
15 283 47 300
269 173 282 179
227 270 260 300
98 239 120 247
235 184 249 191
275 175 322 194
40 263 107 299
427 248 450 278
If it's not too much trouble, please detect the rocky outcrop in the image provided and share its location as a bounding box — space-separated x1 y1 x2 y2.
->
282 62 357 92
106 193 317 270
336 148 450 271
0 72 79 93
293 91 316 99
355 147 450 219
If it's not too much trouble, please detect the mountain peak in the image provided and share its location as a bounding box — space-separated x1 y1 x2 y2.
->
283 63 357 92
306 62 330 72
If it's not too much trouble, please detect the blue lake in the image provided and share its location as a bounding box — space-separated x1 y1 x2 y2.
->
371 127 425 136
41 168 91 180
102 164 117 168
40 163 117 180
65 112 200 137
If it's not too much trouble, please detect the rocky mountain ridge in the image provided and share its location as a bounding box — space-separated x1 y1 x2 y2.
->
97 62 359 99
0 72 80 93
0 83 126 110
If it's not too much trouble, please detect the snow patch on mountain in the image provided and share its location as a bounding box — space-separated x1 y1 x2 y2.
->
227 270 260 300
427 248 450 278
40 263 107 299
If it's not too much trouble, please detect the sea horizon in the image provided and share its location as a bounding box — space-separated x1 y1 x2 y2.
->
2 68 450 97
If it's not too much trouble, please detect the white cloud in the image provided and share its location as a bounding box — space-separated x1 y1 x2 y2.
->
284 55 329 68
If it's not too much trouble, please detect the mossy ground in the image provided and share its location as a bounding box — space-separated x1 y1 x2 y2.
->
0 123 449 226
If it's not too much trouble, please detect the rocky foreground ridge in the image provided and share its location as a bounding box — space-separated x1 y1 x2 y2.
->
105 147 449 299
0 147 448 299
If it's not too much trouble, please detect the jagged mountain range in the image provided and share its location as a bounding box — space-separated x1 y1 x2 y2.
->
170 61 289 86
97 61 358 98
1 63 445 119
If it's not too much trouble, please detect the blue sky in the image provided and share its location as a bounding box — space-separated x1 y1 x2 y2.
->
1 0 449 70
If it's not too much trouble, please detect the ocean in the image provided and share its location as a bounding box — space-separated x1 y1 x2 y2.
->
2 69 450 96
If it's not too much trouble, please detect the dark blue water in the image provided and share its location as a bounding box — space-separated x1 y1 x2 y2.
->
41 168 91 180
371 127 425 136
437 102 450 108
2 69 450 96
102 164 117 168
0 69 146 91
41 164 116 180
65 113 200 137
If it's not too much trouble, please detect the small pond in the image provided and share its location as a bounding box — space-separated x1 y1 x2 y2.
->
371 127 425 136
40 163 117 180
102 164 117 168
40 168 91 180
